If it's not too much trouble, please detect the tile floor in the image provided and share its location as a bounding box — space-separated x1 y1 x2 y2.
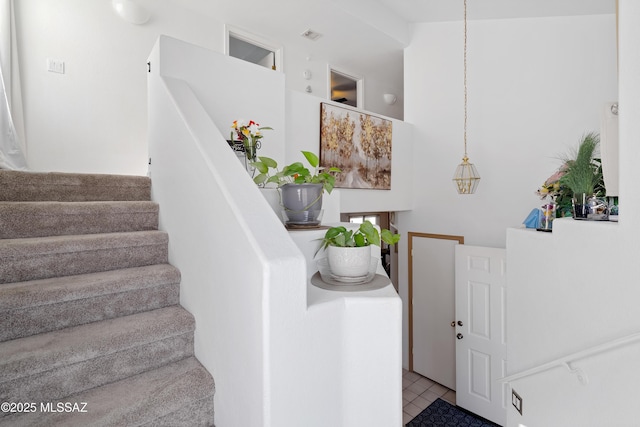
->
402 369 456 425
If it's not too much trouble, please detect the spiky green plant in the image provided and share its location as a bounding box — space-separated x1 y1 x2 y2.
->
559 132 604 196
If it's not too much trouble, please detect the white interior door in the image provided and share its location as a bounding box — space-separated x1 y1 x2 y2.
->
455 245 507 426
411 234 462 390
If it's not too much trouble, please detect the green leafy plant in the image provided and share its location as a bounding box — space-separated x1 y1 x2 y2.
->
559 132 605 197
318 220 401 252
252 151 341 194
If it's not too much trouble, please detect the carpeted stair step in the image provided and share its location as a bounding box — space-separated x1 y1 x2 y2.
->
0 170 216 425
0 201 159 239
3 356 215 427
0 264 181 342
0 231 168 284
0 170 151 202
0 306 196 406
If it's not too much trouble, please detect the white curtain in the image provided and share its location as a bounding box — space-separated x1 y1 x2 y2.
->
0 0 27 170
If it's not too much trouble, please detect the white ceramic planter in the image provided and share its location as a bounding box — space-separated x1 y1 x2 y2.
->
327 245 372 277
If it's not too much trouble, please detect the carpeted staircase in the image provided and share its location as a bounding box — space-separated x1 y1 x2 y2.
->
0 170 215 426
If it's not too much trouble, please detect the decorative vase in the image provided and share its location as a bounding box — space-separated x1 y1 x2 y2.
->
538 201 556 231
327 245 372 278
280 183 323 226
227 139 260 178
572 193 609 221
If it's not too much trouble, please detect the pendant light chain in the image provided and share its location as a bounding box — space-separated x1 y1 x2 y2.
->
452 0 480 194
463 0 468 158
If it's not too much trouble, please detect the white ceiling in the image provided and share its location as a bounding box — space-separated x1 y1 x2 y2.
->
377 0 615 24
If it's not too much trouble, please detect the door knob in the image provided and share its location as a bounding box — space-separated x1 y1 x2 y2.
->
457 320 463 327
457 333 463 340
451 321 455 327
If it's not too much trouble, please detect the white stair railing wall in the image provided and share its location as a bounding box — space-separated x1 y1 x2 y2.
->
147 35 402 427
502 330 640 387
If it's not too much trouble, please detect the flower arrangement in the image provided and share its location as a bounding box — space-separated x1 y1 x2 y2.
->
536 167 565 200
535 132 605 218
536 163 578 218
230 120 273 160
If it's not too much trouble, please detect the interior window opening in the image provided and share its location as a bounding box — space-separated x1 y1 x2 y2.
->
226 29 282 72
330 69 362 108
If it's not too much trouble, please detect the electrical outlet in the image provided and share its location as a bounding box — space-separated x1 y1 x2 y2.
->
512 389 523 415
47 58 65 74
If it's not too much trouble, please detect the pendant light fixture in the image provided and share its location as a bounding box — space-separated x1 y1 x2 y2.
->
453 0 480 194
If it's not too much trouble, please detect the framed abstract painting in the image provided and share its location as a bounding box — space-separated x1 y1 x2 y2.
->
319 102 392 190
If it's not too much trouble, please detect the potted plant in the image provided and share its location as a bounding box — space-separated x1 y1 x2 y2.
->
559 132 608 220
317 221 400 278
252 151 341 226
228 119 272 177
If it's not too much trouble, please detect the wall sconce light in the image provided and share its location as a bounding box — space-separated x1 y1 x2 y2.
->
112 0 150 25
383 93 397 105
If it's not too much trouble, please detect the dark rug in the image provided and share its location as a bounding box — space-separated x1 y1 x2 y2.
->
406 398 500 427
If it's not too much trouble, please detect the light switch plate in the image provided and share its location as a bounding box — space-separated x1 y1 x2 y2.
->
47 58 65 74
512 389 523 415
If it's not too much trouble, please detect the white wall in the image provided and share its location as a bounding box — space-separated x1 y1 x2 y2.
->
283 50 404 121
149 36 402 427
400 14 617 249
14 0 223 175
504 1 640 425
13 0 403 175
148 36 291 426
398 14 617 369
285 90 413 213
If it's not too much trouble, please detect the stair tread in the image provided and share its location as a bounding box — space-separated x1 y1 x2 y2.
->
0 171 151 202
0 231 169 283
0 200 159 212
0 264 180 310
0 306 194 383
4 356 215 427
0 201 159 238
0 230 168 257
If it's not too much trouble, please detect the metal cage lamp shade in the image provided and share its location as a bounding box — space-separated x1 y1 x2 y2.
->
452 0 480 195
453 155 480 194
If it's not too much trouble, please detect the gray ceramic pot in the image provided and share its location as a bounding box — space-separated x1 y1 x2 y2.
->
280 183 323 225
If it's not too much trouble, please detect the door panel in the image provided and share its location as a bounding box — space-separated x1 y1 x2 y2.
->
455 245 506 426
409 233 463 390
469 281 490 338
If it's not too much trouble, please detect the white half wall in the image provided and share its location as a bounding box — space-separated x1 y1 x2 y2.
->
399 13 618 369
503 1 640 424
149 35 403 427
